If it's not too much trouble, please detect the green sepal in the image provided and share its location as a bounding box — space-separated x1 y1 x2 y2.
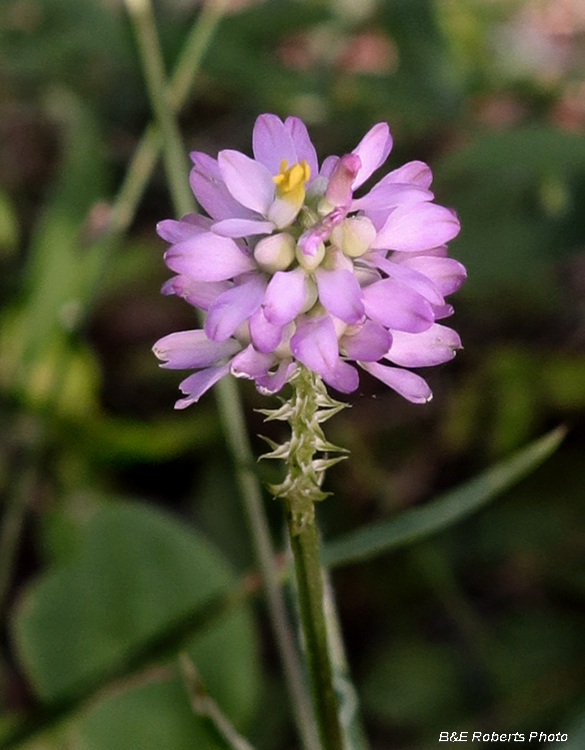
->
315 404 348 423
255 402 294 422
257 435 291 460
259 367 349 506
312 455 349 473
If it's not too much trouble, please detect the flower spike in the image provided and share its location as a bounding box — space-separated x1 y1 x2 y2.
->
154 113 465 407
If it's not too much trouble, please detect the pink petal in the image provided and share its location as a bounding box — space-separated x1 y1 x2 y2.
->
255 359 296 395
320 155 339 179
368 255 444 306
431 303 454 320
352 122 393 189
362 278 434 332
371 203 460 252
211 218 274 237
359 362 432 403
190 152 255 221
389 246 448 261
397 255 467 296
165 233 256 281
153 330 241 369
351 183 433 213
176 363 231 408
340 320 392 361
385 324 462 367
162 277 229 310
218 149 274 215
285 116 319 181
264 267 309 325
380 160 433 188
205 275 266 341
290 315 339 376
253 114 297 175
315 267 365 323
157 215 209 242
322 360 360 393
249 306 284 353
325 153 361 208
230 344 274 379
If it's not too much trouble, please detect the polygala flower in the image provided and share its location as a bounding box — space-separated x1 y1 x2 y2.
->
154 114 466 408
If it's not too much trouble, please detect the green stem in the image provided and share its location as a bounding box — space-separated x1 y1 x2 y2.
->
0 425 42 611
124 0 191 216
276 367 346 750
214 377 320 750
108 0 227 236
288 515 343 750
180 653 258 750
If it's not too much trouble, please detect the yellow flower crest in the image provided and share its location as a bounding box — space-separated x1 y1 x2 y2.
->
273 159 311 205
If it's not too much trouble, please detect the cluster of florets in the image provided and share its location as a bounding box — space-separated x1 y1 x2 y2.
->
153 114 465 407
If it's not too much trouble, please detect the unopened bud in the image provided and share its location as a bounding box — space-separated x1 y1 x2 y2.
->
331 216 376 258
254 233 296 272
296 240 325 270
324 153 361 208
299 277 319 312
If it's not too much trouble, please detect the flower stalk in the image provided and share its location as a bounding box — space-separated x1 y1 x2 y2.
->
260 367 348 750
126 6 320 746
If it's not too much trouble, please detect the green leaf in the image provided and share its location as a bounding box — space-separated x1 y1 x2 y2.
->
361 639 462 726
84 411 221 463
549 705 585 749
0 187 20 258
10 499 259 749
75 676 227 750
434 126 585 299
322 426 566 569
4 90 109 398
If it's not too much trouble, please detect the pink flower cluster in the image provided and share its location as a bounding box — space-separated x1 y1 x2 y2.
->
154 114 465 408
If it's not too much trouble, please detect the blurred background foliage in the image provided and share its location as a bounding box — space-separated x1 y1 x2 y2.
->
1 0 585 748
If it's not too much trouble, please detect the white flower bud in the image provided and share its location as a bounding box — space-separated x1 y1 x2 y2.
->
299 277 319 313
296 240 325 270
254 233 296 273
331 216 376 258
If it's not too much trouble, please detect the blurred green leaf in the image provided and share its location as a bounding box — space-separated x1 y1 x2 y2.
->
441 347 585 458
491 612 582 695
201 0 330 115
322 426 566 568
84 411 221 463
10 499 259 748
376 0 463 129
0 309 101 419
542 354 585 411
0 0 140 116
3 89 108 400
0 188 20 259
485 347 541 456
76 676 228 750
549 704 585 749
361 639 462 726
435 126 585 298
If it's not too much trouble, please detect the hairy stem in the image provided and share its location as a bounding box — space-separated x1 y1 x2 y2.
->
288 515 343 750
268 367 347 750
